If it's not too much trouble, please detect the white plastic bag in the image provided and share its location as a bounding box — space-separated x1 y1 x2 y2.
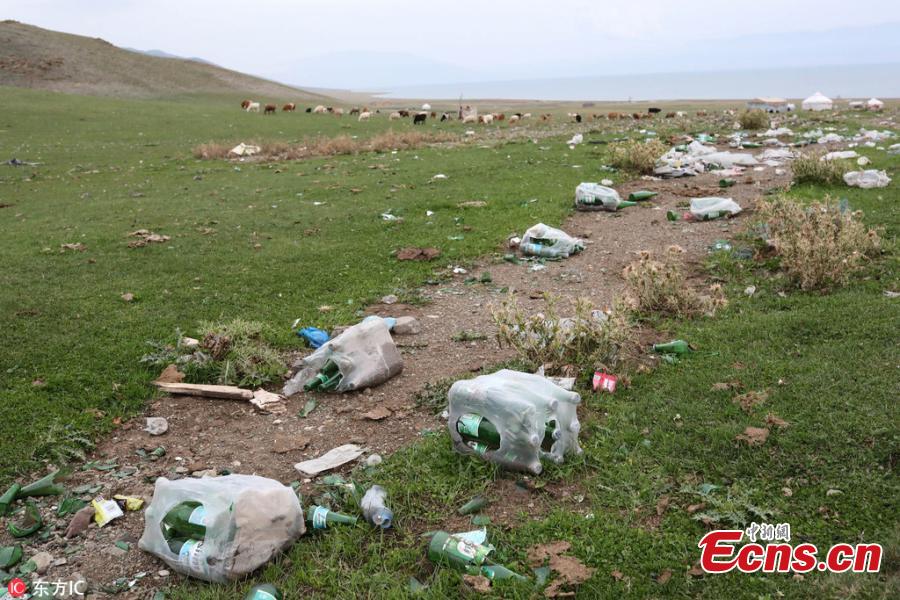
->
283 317 402 395
139 475 305 583
574 182 621 212
821 151 858 161
520 223 584 258
690 197 742 220
447 370 582 475
844 170 891 189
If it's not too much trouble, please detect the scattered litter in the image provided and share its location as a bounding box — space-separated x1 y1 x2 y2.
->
249 389 287 414
65 506 95 538
127 229 170 248
448 369 582 474
821 150 858 161
296 325 330 349
144 417 169 436
818 133 844 144
844 170 891 188
60 243 87 252
245 584 283 600
306 505 357 529
601 178 614 186
652 340 692 354
432 173 448 180
689 197 742 221
298 399 317 418
154 382 254 400
360 485 393 529
228 143 261 157
857 156 871 166
428 531 526 583
458 495 489 516
396 247 440 261
92 497 124 528
574 183 635 212
592 372 617 393
0 545 23 569
566 134 583 146
283 317 402 395
744 285 757 297
365 454 383 467
521 223 584 258
294 444 364 477
113 495 145 511
452 266 468 274
380 213 401 221
139 475 305 582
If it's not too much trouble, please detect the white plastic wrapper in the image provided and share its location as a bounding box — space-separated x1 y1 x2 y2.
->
283 317 402 395
821 151 859 161
574 182 622 212
844 170 891 189
520 223 584 258
447 369 582 475
690 197 742 220
701 152 759 168
139 475 305 583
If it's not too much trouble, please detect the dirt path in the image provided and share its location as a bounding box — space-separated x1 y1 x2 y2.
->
4 150 791 598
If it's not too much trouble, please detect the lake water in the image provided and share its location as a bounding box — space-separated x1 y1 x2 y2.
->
377 63 900 101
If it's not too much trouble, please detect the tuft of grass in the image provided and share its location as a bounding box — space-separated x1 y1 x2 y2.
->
758 197 882 290
491 294 634 373
738 109 770 130
609 139 668 174
193 129 457 161
622 246 727 318
194 319 286 387
791 153 850 185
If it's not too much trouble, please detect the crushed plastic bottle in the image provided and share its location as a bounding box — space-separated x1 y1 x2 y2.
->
245 584 283 600
360 485 393 529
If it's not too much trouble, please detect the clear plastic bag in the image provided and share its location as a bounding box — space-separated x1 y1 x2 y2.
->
520 223 584 258
283 317 403 395
447 369 582 475
138 475 305 583
690 197 742 220
844 170 891 189
574 182 622 212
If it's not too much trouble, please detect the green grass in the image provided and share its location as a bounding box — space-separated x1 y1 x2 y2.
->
2 87 898 598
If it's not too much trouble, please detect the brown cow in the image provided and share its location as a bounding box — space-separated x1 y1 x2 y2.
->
349 107 360 115
282 103 296 112
430 111 436 118
264 104 277 115
696 111 708 117
665 112 676 118
240 99 251 110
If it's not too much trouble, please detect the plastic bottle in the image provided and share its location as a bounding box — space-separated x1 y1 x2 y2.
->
652 340 691 354
628 191 658 201
360 485 393 529
245 584 283 600
306 505 358 529
519 242 559 258
161 501 206 539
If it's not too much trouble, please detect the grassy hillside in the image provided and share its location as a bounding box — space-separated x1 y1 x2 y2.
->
0 20 328 101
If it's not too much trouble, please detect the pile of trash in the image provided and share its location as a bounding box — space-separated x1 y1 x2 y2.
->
516 223 584 259
844 170 891 189
654 140 758 178
667 197 742 222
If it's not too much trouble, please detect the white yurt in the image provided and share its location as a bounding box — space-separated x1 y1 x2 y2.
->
867 98 884 111
802 92 833 111
421 103 431 111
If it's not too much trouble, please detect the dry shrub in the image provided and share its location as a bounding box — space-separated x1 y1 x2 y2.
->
192 129 457 162
758 197 881 290
791 153 850 185
491 294 634 373
609 139 668 174
738 109 770 130
622 246 727 317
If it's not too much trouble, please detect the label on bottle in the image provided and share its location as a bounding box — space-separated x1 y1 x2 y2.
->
466 441 488 455
188 505 207 527
457 413 483 437
178 539 206 576
249 591 278 600
311 506 330 530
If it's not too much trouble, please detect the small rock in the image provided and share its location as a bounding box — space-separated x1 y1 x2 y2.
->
174 466 188 474
180 337 200 349
744 285 757 297
156 364 184 383
65 506 95 538
144 417 169 436
393 316 421 335
601 178 613 186
362 406 392 421
192 469 218 478
31 551 54 575
381 294 398 305
158 570 170 577
366 454 383 467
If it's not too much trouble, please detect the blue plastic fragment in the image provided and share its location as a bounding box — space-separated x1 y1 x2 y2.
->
297 327 330 348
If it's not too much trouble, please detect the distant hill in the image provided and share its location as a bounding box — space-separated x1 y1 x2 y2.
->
123 47 217 67
0 20 328 100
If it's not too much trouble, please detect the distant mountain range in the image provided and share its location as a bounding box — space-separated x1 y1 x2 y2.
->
122 47 217 66
0 20 327 100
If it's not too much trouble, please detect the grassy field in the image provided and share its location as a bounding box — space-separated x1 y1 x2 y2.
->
2 86 898 598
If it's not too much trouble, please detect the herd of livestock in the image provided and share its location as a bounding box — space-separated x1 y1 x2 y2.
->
238 98 713 124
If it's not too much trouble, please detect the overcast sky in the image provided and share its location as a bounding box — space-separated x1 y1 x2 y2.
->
3 0 900 88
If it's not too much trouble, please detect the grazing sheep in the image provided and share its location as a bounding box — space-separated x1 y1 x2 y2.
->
246 102 260 112
313 105 327 114
522 113 531 119
540 114 552 121
462 114 477 124
696 110 708 117
389 111 401 120
508 114 520 124
440 112 452 121
333 108 344 117
358 111 371 122
480 114 494 124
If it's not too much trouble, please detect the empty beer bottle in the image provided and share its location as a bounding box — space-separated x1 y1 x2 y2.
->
481 563 529 582
304 360 342 391
652 340 691 354
245 584 283 600
719 178 736 188
428 531 527 581
306 505 358 530
628 191 658 201
456 413 558 452
167 537 206 573
161 501 206 540
666 210 681 221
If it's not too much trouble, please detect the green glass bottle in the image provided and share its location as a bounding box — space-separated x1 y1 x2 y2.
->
719 178 736 188
428 531 526 581
161 501 206 540
306 505 358 530
456 414 557 452
245 584 283 600
481 563 528 582
666 210 681 222
167 537 206 574
304 360 342 391
628 191 658 201
614 200 638 210
652 340 691 354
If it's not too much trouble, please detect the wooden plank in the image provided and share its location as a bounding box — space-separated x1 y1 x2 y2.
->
153 381 254 400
